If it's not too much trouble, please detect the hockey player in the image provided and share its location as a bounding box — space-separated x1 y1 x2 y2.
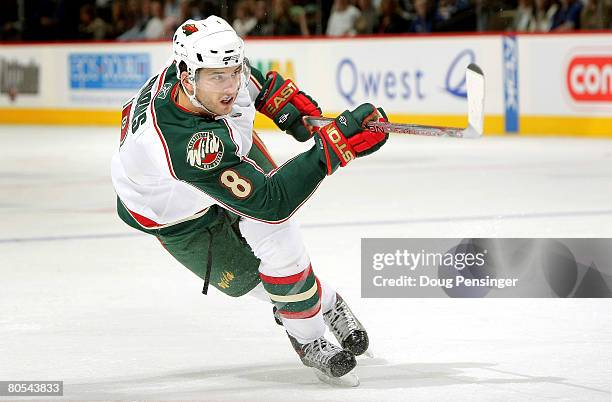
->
111 16 388 381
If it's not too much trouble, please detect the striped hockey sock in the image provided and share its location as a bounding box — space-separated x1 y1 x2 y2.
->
259 264 321 319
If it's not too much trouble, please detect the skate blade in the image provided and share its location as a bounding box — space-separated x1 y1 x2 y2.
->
313 368 360 387
359 349 375 359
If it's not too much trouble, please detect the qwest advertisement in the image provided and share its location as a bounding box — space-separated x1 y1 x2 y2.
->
246 36 503 118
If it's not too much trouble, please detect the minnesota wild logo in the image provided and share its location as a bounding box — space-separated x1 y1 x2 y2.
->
182 24 198 36
186 131 224 170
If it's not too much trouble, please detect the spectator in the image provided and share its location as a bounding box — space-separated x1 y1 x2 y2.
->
118 0 150 40
107 1 130 38
302 3 321 35
438 0 454 20
474 0 514 31
580 0 606 29
408 0 442 33
143 0 165 38
127 0 144 24
433 0 477 31
551 0 583 31
514 0 534 31
96 0 113 22
161 0 181 36
78 4 109 40
96 0 113 9
164 0 180 20
326 0 361 36
233 0 258 37
248 0 273 36
6 0 612 42
26 0 62 40
439 0 471 19
528 0 558 31
196 0 221 19
0 0 20 40
270 0 309 36
354 0 379 34
178 0 196 22
378 0 408 33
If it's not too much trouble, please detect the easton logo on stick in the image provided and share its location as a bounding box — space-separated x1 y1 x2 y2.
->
186 131 224 170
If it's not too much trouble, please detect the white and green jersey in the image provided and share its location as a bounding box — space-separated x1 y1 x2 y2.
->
111 61 328 231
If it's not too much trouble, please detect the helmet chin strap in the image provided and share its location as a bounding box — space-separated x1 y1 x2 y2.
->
182 79 217 117
180 70 245 118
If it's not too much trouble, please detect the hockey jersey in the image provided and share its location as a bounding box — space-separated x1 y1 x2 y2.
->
111 61 328 231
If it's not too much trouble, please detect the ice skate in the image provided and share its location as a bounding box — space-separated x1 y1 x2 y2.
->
273 293 371 357
287 332 359 386
323 294 370 356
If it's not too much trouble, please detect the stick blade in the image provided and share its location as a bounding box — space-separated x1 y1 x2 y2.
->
461 126 482 139
313 368 360 387
361 348 375 359
466 63 485 137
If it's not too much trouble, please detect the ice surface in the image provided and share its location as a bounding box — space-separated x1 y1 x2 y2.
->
1 126 611 401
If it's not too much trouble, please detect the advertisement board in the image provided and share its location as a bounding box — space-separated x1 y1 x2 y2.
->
0 33 610 136
519 33 612 116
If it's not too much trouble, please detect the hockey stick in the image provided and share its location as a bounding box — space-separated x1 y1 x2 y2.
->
304 63 485 139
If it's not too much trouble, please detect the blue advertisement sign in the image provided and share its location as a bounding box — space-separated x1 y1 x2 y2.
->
69 53 150 90
335 58 425 106
503 36 519 133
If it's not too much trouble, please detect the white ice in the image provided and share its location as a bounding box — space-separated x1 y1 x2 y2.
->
1 126 611 401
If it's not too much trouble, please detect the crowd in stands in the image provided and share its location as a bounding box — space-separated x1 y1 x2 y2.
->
1 0 610 41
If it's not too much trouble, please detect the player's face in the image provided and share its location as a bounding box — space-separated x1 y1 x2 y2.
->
195 65 242 115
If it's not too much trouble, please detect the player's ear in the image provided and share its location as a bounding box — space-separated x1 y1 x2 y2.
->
180 71 195 95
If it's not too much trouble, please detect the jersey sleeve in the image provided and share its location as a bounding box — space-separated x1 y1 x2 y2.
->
247 64 266 103
174 121 328 223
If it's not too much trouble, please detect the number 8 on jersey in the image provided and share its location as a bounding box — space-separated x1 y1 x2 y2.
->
220 169 252 199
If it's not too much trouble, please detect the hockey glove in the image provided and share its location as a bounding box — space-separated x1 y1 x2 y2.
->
314 103 388 176
255 71 322 142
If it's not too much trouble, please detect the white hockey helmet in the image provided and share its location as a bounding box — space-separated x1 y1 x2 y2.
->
172 16 245 82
